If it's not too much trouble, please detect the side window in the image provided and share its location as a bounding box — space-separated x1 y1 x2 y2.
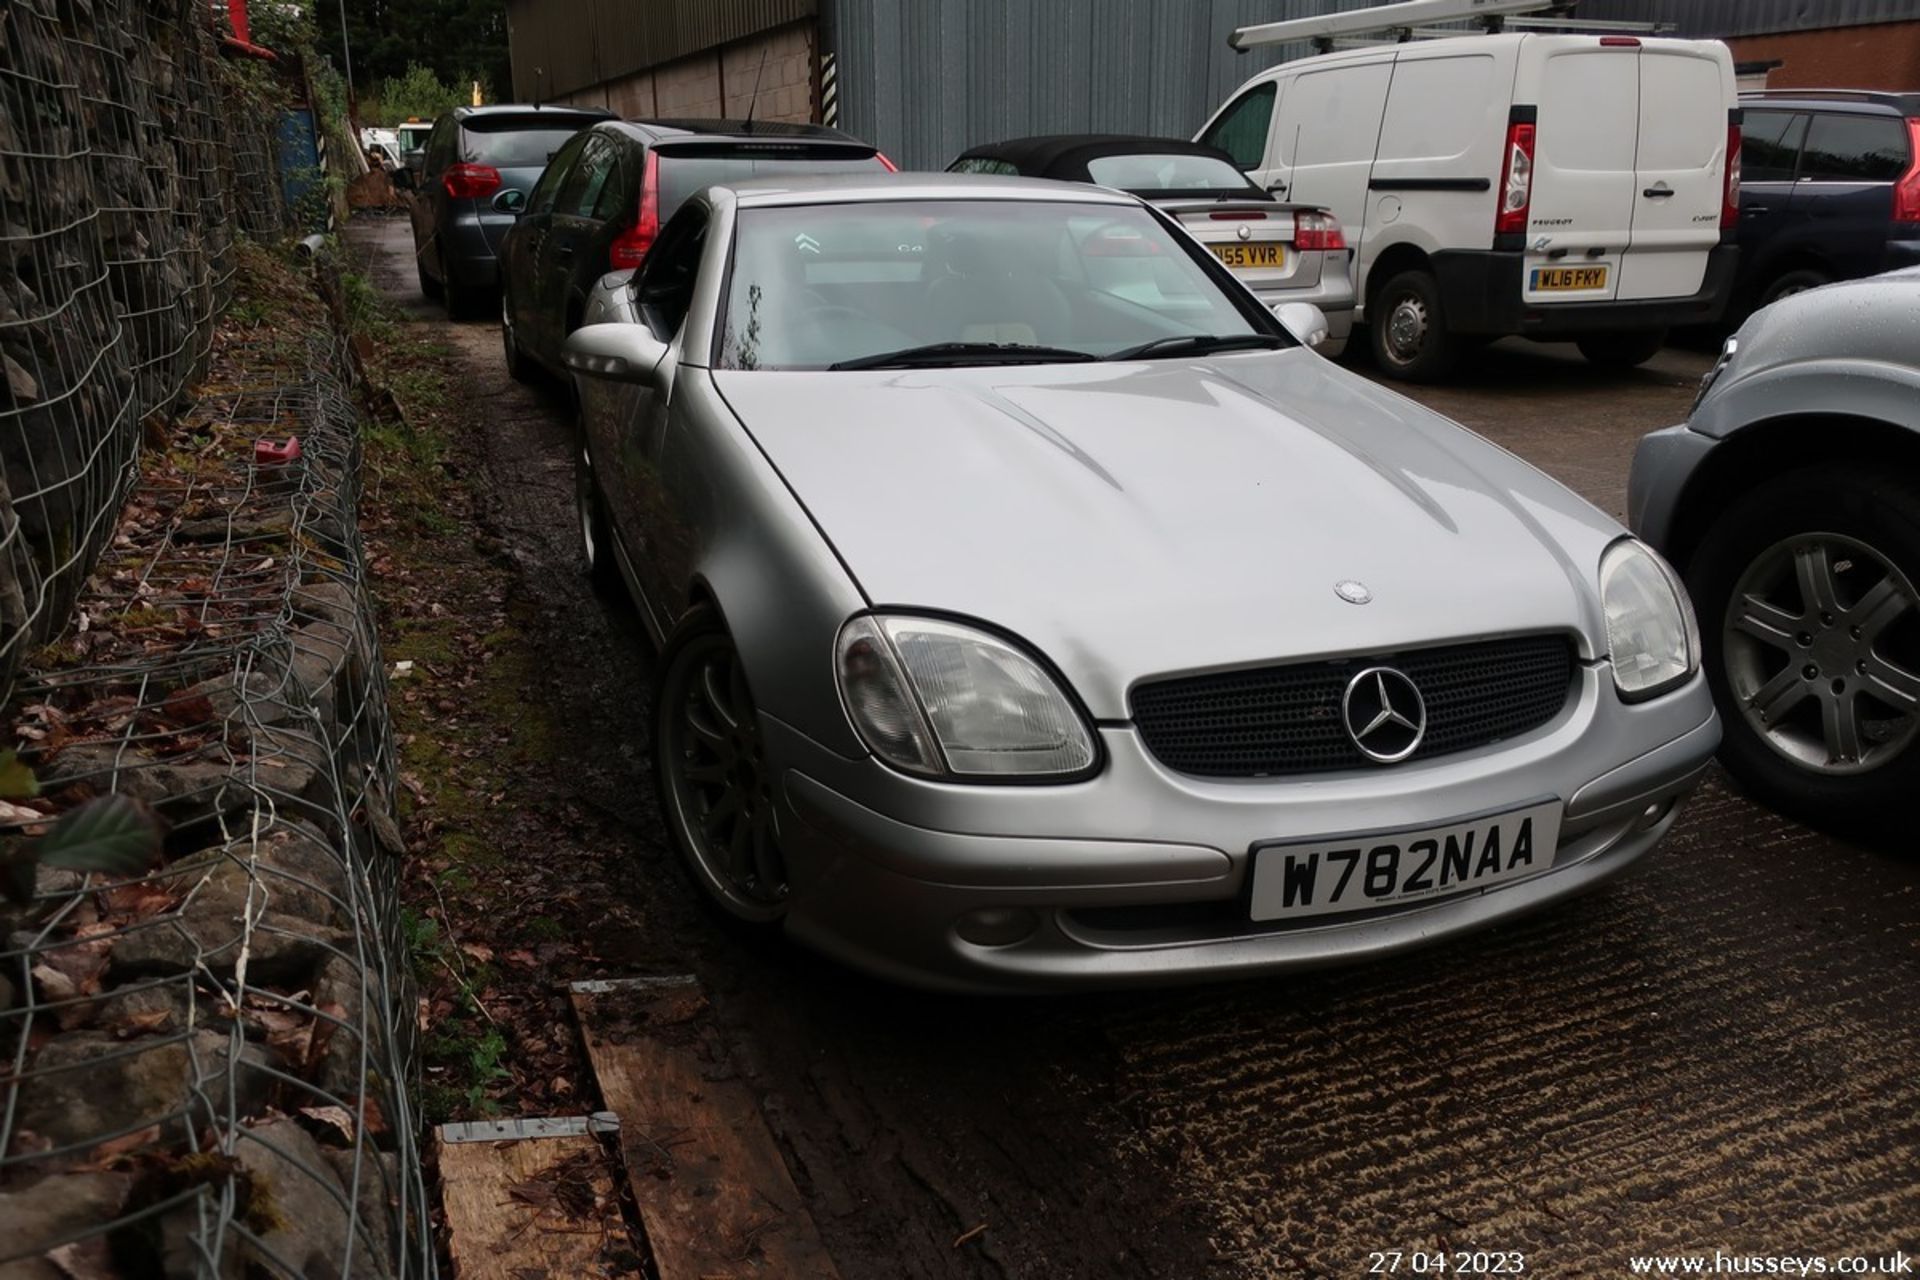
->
634 204 710 340
1742 111 1806 183
1199 83 1277 171
593 141 637 220
949 157 1019 176
1799 112 1910 182
528 133 589 216
558 135 617 218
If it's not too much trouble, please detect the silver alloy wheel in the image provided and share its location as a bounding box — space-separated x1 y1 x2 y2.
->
659 635 788 920
1384 294 1429 365
1723 531 1920 774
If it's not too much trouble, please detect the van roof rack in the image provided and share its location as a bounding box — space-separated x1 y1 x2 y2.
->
1230 0 1668 54
1741 88 1920 114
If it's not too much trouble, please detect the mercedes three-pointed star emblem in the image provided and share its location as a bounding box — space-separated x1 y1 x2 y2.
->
1341 666 1427 764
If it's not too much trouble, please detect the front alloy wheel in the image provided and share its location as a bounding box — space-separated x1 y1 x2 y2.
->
654 612 788 923
1722 533 1920 774
1687 465 1920 832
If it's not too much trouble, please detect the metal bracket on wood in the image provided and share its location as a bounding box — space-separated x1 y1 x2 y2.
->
569 975 700 995
439 1112 621 1144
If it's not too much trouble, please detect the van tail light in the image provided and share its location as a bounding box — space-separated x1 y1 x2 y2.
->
875 151 899 172
1495 121 1535 236
1293 210 1346 251
442 163 501 199
609 149 661 270
1895 118 1920 226
1722 123 1742 229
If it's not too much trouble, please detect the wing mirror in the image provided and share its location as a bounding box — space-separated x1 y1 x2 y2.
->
389 166 415 192
492 188 527 215
1273 301 1330 350
564 324 668 384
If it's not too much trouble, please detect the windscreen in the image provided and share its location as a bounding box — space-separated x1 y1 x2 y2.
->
717 200 1261 371
462 117 596 168
1085 152 1262 196
656 151 888 218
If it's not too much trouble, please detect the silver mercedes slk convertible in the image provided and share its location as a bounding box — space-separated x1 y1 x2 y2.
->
562 174 1720 993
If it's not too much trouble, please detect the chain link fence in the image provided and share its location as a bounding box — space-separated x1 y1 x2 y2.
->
0 3 431 1276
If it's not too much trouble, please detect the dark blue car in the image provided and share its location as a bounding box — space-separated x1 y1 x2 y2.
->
1730 89 1920 322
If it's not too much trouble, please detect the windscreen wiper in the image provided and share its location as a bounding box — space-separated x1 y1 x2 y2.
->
829 341 1100 371
1103 333 1291 362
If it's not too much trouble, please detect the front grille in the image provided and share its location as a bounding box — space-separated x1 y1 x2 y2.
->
1130 634 1577 778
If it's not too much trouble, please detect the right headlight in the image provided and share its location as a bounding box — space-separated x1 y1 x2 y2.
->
834 614 1097 780
1600 538 1700 701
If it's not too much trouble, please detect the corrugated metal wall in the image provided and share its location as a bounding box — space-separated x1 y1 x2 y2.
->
823 0 1920 170
826 0 1396 169
507 0 819 99
1577 0 1920 38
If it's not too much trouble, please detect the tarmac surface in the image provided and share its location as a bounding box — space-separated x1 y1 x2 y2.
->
349 214 1919 1279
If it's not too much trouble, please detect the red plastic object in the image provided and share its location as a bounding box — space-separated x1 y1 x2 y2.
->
255 436 301 465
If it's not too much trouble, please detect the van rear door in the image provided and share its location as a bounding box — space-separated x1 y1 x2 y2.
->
1524 41 1639 303
1618 42 1733 301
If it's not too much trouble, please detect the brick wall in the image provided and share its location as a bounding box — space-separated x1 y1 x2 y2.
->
1730 21 1920 91
560 20 816 124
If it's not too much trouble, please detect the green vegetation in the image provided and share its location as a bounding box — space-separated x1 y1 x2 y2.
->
365 63 480 128
312 1 511 111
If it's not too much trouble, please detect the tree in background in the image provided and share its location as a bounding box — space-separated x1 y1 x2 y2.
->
313 0 512 113
368 63 477 126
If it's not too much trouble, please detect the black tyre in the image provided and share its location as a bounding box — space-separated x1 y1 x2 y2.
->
1368 269 1458 383
415 256 441 301
574 443 623 599
1575 330 1667 369
1758 267 1832 309
653 606 789 924
501 292 534 383
1684 464 1920 833
443 273 487 322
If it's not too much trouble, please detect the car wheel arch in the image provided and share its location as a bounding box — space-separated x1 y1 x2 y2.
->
1667 413 1920 570
1363 241 1435 315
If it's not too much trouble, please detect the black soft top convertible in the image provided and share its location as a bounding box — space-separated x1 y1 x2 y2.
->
949 134 1268 199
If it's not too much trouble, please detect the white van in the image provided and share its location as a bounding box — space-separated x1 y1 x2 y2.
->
1197 34 1740 380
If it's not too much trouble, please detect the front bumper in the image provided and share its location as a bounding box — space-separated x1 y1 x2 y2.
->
1433 244 1739 336
767 664 1719 992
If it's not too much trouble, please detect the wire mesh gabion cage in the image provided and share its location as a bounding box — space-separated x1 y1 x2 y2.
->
0 3 432 1276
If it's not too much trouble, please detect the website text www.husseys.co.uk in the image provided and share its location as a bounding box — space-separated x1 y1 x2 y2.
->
1628 1252 1914 1276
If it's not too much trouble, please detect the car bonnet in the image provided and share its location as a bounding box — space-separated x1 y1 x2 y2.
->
713 352 1622 719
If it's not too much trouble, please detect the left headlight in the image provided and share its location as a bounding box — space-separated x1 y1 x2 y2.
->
1600 539 1700 701
835 615 1097 780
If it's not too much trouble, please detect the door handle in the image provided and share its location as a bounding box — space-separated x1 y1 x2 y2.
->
1642 187 1675 198
1267 184 1288 197
1743 205 1770 215
555 245 575 260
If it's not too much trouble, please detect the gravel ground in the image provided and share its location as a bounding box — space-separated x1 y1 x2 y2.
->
347 214 1920 1280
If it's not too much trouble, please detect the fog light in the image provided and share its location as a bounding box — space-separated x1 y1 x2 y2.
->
1633 798 1674 833
955 907 1039 948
